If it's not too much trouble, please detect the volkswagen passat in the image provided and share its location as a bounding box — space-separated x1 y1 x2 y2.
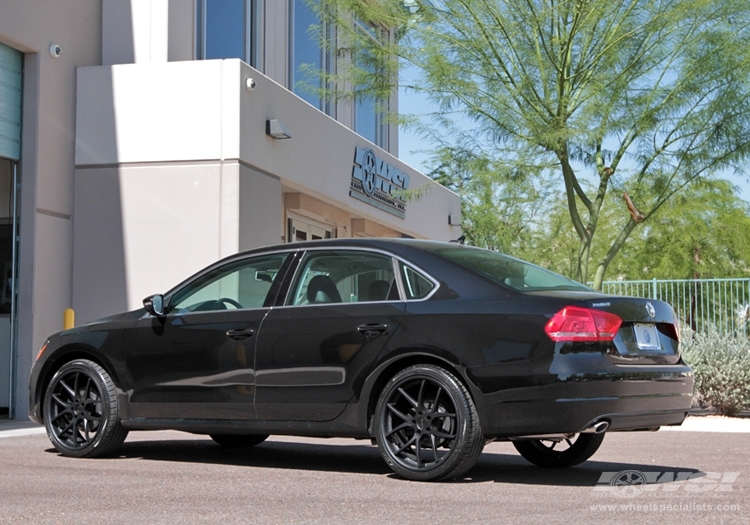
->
29 239 693 481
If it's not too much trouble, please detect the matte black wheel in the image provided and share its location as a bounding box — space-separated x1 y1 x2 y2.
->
43 359 128 457
513 433 605 468
374 364 484 481
210 434 269 448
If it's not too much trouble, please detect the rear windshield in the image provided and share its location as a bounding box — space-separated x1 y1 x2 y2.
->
430 246 591 292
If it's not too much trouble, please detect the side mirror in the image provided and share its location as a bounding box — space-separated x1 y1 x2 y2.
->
143 294 165 317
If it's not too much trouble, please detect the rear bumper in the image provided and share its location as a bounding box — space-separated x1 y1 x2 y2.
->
476 367 693 438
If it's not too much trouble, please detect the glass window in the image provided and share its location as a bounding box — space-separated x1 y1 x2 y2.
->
430 246 591 292
399 262 435 300
197 0 255 64
353 18 387 147
170 253 289 312
288 250 397 305
291 0 323 110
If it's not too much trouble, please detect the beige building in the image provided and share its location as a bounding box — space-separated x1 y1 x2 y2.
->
0 0 461 420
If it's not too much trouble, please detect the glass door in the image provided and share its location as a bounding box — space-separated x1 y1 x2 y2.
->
0 158 18 418
287 215 336 243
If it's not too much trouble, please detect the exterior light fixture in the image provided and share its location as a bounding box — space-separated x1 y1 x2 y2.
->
266 119 291 140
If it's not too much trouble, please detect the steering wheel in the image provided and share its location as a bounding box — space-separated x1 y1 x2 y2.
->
217 297 243 310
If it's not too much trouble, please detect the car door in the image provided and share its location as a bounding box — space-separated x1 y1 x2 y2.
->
126 251 293 420
254 248 405 421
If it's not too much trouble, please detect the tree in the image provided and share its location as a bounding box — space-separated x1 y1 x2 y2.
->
426 146 554 256
603 179 750 280
316 0 750 288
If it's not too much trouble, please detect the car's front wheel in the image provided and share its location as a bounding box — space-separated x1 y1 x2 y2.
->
210 434 269 448
513 433 605 468
374 364 484 481
43 359 128 457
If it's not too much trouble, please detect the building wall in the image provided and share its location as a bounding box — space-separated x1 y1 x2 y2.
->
0 0 102 418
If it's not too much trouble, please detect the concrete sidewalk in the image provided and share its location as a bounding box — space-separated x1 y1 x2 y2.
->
660 415 750 433
0 420 45 439
1 414 748 439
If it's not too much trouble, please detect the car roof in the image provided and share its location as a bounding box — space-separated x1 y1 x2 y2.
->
242 237 466 255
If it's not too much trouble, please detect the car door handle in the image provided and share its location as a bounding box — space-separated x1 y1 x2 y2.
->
226 328 256 340
357 323 389 337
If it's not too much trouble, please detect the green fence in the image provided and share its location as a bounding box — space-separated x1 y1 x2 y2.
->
594 278 750 337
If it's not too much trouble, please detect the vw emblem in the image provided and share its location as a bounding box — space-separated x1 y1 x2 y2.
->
361 149 377 196
645 302 656 319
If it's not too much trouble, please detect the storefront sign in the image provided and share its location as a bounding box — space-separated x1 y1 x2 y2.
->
350 147 409 219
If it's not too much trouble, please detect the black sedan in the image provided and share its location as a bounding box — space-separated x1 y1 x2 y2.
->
29 239 693 481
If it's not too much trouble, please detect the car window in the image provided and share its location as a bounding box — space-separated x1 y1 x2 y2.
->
169 253 289 312
399 262 435 300
430 245 590 292
288 250 398 305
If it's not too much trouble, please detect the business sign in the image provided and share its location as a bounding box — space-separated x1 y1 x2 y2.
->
350 147 409 219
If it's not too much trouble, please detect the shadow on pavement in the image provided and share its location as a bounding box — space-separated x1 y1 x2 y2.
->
46 436 702 486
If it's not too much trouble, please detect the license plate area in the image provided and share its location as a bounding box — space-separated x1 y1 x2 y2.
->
633 323 661 351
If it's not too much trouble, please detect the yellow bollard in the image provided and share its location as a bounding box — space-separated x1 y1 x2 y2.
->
63 308 75 330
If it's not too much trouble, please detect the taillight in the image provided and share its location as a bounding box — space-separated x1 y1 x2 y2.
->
545 306 622 342
672 316 681 343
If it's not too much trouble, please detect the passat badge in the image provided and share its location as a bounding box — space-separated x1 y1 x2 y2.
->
645 302 656 319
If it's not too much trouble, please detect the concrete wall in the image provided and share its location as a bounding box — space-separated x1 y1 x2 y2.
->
76 60 461 237
0 0 102 418
73 162 242 322
239 166 284 250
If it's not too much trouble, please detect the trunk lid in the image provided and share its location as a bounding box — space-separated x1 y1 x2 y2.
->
584 296 681 362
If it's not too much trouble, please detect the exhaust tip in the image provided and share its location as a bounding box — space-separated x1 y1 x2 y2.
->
593 421 609 434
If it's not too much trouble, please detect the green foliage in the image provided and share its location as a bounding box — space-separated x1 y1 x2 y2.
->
681 332 750 416
604 179 750 280
426 146 554 256
317 0 750 287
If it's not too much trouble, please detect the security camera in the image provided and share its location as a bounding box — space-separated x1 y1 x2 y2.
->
245 78 256 92
49 45 61 58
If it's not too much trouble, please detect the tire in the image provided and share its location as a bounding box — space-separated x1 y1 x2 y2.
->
513 433 605 468
210 434 269 448
43 359 128 458
374 364 484 481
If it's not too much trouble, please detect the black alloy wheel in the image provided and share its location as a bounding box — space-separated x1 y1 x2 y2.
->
210 434 269 448
512 432 605 468
374 364 484 481
43 359 128 457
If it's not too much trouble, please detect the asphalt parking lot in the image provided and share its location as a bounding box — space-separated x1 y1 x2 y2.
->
0 420 747 525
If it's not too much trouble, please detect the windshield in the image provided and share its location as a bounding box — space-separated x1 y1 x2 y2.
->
430 246 591 292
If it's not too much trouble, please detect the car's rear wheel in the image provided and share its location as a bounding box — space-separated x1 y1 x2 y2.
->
43 359 128 457
210 434 269 448
374 364 484 481
513 433 605 468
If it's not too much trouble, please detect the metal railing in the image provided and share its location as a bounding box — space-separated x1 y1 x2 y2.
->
593 278 750 337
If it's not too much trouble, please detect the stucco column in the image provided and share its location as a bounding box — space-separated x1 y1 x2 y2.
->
103 0 168 65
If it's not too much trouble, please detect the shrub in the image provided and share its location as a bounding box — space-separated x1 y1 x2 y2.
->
681 332 750 416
